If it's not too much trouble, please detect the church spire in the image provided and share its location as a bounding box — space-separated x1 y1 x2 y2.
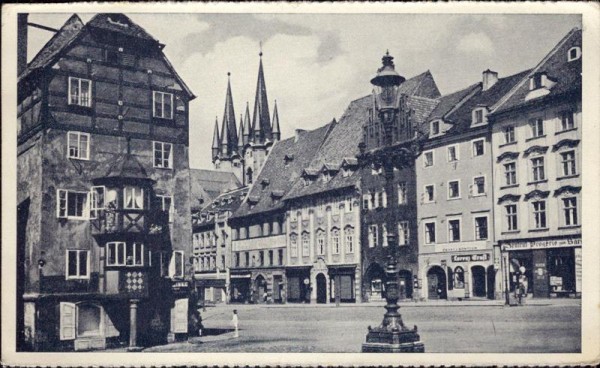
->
243 101 251 145
220 109 230 157
272 99 281 141
251 49 271 144
211 116 220 160
238 113 245 151
222 72 237 154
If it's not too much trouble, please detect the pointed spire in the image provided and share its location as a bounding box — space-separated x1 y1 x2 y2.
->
211 116 220 160
243 101 251 145
251 50 271 144
222 72 238 153
220 109 230 157
272 100 280 141
238 114 245 151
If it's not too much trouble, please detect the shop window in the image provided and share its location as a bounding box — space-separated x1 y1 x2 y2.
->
560 151 577 177
505 204 518 231
124 186 144 209
57 189 89 219
153 91 173 119
448 180 460 199
398 221 409 246
504 126 516 144
67 131 90 160
424 221 436 244
153 141 173 169
454 267 465 289
68 77 91 107
448 219 461 242
474 216 489 240
531 157 546 182
562 197 578 226
504 162 517 186
398 182 407 204
66 249 90 279
532 200 547 229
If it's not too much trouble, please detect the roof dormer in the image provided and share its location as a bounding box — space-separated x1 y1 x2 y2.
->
525 71 556 101
471 107 488 127
567 46 581 62
429 119 443 137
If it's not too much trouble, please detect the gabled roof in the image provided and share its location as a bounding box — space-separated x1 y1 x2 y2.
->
87 13 158 42
397 70 441 99
190 169 242 209
194 186 248 227
231 122 334 219
427 83 480 122
493 28 582 115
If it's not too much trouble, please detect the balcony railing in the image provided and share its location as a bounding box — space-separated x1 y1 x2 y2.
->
91 209 169 236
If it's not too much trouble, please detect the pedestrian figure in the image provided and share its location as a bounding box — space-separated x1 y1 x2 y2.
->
231 309 239 338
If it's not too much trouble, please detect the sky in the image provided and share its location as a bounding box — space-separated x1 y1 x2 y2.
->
26 12 581 170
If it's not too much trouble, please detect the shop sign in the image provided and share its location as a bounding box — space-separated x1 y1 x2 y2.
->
451 254 490 262
502 238 581 251
434 240 487 253
172 281 189 292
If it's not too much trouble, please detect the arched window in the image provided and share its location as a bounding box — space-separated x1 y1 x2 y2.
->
454 266 465 289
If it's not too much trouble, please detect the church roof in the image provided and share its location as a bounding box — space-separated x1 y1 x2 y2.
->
250 55 272 143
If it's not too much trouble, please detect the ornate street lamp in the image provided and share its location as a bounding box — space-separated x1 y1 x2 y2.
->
361 51 424 353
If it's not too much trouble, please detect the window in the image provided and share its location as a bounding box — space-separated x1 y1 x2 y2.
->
505 204 518 231
530 118 544 138
398 182 407 205
363 194 371 210
430 120 440 136
398 221 409 246
317 232 326 255
423 151 434 167
472 139 485 157
368 225 378 248
562 197 578 226
532 201 547 229
531 74 543 90
568 46 581 62
447 145 458 162
474 216 488 240
66 249 89 279
124 187 144 209
346 197 354 212
90 186 105 219
531 157 546 182
504 126 516 144
448 219 461 242
504 162 517 186
153 141 173 169
245 252 249 267
278 249 284 265
57 190 89 219
560 151 577 176
170 251 184 278
235 253 240 267
560 111 575 131
472 108 485 126
382 224 388 247
153 91 173 119
331 229 340 254
107 242 144 266
158 195 174 223
302 233 310 256
68 77 91 107
424 185 435 203
424 222 436 244
472 176 485 196
454 267 465 289
67 132 90 160
448 180 460 199
259 251 264 266
345 228 354 253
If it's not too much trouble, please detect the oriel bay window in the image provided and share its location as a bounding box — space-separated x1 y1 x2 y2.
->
124 186 144 209
106 242 145 266
68 77 91 107
66 249 90 279
153 91 174 119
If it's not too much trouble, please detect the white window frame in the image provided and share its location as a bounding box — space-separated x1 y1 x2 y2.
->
106 242 144 267
301 233 310 257
65 249 90 280
317 231 326 255
398 221 409 246
423 150 434 167
345 227 354 253
505 203 518 231
559 110 575 131
560 150 577 177
530 117 545 138
398 182 407 205
472 108 487 126
504 126 516 144
474 215 489 240
447 217 462 243
153 91 174 119
158 195 174 223
471 138 485 157
153 141 173 169
169 250 185 278
447 144 459 162
382 224 388 247
57 189 90 220
471 175 486 197
424 184 435 203
331 229 340 254
447 180 461 200
67 131 90 160
504 162 518 186
532 200 547 229
90 186 105 219
561 196 578 226
368 224 378 248
424 221 436 244
531 156 546 182
430 120 442 137
68 77 92 107
123 186 144 210
567 46 581 62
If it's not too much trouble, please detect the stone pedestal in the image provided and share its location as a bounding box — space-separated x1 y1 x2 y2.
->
127 299 143 351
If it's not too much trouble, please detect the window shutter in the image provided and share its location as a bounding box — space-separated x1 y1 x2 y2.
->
104 309 120 337
171 299 188 333
59 302 76 340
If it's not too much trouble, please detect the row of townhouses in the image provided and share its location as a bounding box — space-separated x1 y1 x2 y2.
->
16 13 582 352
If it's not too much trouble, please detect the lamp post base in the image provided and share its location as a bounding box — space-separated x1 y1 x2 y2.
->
362 328 424 353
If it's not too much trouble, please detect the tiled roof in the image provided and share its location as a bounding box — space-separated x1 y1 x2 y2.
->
19 14 84 82
231 123 334 219
397 70 442 99
193 186 248 227
407 96 440 126
87 13 158 42
443 69 532 135
103 153 151 181
494 28 582 114
427 83 480 121
190 169 242 209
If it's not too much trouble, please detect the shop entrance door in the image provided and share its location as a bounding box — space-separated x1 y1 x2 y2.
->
471 266 487 297
316 273 327 304
273 275 282 303
427 266 447 299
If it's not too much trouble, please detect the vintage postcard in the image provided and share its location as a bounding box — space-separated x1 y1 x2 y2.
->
2 2 599 367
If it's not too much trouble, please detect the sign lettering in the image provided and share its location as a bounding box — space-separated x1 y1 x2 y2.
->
451 253 490 262
502 238 581 251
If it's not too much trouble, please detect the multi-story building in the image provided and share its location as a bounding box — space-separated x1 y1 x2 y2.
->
16 13 195 351
191 187 247 304
189 168 241 210
228 125 332 304
360 70 441 302
490 28 582 299
211 53 281 186
417 68 529 300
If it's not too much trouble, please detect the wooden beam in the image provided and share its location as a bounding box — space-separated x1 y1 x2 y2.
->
28 22 59 33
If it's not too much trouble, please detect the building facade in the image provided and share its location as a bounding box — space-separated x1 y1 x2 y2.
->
17 13 195 351
490 29 582 299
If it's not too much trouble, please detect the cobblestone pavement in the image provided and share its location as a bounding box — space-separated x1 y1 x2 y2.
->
142 299 581 353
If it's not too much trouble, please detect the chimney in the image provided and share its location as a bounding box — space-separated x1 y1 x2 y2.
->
482 69 498 91
294 129 306 143
18 13 28 76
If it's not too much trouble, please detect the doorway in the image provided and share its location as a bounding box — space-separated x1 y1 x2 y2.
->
427 266 447 299
316 273 327 304
471 265 487 297
486 266 495 299
272 275 282 303
254 275 267 303
398 270 413 300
